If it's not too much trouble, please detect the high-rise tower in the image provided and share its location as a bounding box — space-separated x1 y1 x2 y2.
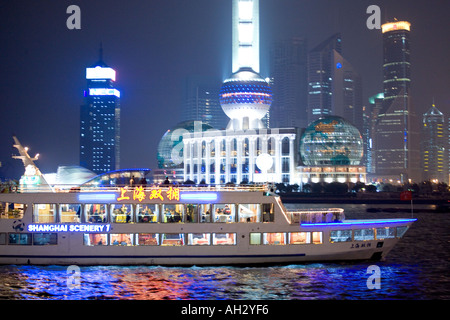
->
307 33 342 124
80 46 121 174
375 21 420 182
421 103 447 183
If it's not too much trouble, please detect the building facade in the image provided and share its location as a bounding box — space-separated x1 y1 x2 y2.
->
421 104 447 183
80 48 120 174
183 127 298 185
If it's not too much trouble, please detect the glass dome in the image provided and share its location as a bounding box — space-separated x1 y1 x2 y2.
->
300 116 363 166
157 120 214 169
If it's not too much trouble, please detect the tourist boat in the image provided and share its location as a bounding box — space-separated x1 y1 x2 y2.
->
0 184 416 265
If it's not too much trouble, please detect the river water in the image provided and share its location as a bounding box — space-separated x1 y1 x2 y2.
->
0 203 448 301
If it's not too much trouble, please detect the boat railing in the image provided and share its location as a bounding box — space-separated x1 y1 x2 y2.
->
7 183 270 193
287 208 345 224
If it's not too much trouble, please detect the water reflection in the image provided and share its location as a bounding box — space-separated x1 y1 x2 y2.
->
0 262 423 300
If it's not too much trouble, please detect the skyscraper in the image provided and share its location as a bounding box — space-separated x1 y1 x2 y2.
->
80 46 121 174
232 0 259 74
307 33 362 131
332 50 363 133
375 21 420 182
421 104 447 183
181 75 228 130
365 93 384 174
269 37 308 129
307 33 342 124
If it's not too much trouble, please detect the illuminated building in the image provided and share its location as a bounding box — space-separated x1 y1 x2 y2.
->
80 46 121 174
421 104 447 183
332 51 363 133
269 37 308 129
307 33 341 124
298 116 366 185
307 33 362 132
375 20 420 182
183 125 298 185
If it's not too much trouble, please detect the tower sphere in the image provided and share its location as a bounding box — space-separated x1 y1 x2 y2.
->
219 67 272 129
300 116 363 166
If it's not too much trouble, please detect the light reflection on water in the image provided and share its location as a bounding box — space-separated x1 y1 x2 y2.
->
0 203 448 300
0 263 424 300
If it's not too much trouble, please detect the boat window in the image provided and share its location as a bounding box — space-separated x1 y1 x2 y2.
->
262 203 274 222
33 233 57 245
250 233 261 245
162 204 184 223
289 232 311 244
396 226 409 238
84 234 107 246
1 202 26 219
161 233 184 246
110 234 133 246
312 232 323 244
137 233 159 246
85 204 107 223
0 233 6 245
185 204 199 223
354 229 374 241
238 204 261 223
59 204 81 223
137 204 159 223
111 204 133 223
212 233 236 245
33 204 56 223
199 204 212 223
263 232 286 245
188 233 211 246
330 230 352 243
9 233 32 245
376 227 396 240
213 204 235 223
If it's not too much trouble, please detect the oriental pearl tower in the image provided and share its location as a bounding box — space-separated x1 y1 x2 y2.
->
219 0 272 131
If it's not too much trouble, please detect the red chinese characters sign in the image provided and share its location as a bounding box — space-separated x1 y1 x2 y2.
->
117 186 180 202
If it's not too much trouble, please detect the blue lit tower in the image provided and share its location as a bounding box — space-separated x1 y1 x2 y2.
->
80 45 121 174
221 0 272 130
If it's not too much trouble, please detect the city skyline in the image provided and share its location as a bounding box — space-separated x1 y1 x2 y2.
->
0 0 449 180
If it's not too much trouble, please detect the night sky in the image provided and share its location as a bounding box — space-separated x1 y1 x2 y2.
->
0 0 449 180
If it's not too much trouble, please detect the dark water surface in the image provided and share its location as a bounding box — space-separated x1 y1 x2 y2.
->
0 203 448 300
